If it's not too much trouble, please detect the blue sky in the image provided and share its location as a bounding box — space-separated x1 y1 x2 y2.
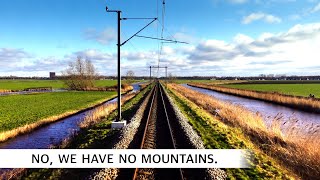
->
1 0 320 77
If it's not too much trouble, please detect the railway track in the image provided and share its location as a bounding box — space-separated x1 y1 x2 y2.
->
116 81 210 180
132 82 184 180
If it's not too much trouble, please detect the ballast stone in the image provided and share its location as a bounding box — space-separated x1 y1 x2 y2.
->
111 120 127 129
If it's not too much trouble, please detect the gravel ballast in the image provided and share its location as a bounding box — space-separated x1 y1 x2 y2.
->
92 89 153 180
93 85 227 180
164 86 227 180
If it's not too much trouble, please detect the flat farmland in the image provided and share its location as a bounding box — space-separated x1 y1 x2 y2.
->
174 79 246 84
0 79 117 90
0 91 116 133
222 83 320 97
0 80 65 90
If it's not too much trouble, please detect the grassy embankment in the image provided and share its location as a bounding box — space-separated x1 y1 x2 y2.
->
14 84 153 179
233 80 320 84
168 84 319 179
0 91 116 142
173 79 247 85
222 83 320 97
189 83 320 113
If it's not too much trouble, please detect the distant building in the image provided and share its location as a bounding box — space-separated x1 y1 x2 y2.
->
49 72 56 79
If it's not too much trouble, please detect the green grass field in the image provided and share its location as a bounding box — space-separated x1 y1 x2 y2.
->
173 79 244 84
0 80 118 90
173 80 214 84
222 84 320 97
0 80 65 90
0 91 116 133
235 80 320 84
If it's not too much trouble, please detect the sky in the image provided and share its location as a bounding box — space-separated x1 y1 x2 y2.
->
0 0 320 77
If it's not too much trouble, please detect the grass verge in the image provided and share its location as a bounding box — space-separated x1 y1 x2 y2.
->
169 84 319 179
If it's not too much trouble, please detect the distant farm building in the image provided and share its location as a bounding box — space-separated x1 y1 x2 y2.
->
49 72 56 79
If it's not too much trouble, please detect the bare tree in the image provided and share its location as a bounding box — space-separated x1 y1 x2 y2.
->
168 72 176 83
125 70 135 84
63 56 98 90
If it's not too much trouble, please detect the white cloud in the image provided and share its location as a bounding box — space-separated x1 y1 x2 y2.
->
30 23 320 76
83 27 116 45
67 49 114 62
242 12 282 24
0 48 32 61
233 34 254 44
0 48 33 70
257 32 274 41
122 51 157 61
17 57 66 72
175 23 320 76
2 23 320 77
311 2 320 13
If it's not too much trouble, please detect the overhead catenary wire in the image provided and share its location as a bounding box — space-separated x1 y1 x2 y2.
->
161 0 165 39
120 18 157 46
157 0 160 77
135 35 189 44
157 19 177 42
108 0 188 78
158 0 166 76
121 17 156 20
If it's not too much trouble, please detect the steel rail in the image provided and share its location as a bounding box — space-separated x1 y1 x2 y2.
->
132 84 157 180
139 84 157 149
159 83 184 180
132 82 184 180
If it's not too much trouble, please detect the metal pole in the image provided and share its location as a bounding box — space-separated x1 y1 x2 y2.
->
106 6 156 123
165 66 167 86
117 11 122 121
149 66 151 82
165 67 167 79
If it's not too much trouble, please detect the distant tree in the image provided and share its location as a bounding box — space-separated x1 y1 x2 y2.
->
126 70 135 84
62 56 98 90
168 72 176 83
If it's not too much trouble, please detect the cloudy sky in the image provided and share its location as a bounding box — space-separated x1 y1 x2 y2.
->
1 0 320 77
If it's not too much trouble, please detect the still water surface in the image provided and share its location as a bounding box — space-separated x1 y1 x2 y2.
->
183 84 320 128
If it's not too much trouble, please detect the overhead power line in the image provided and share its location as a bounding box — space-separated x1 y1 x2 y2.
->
120 18 157 46
135 35 189 44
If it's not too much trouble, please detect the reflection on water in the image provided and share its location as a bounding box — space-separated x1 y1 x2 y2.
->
0 100 114 149
132 83 141 92
183 84 320 128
